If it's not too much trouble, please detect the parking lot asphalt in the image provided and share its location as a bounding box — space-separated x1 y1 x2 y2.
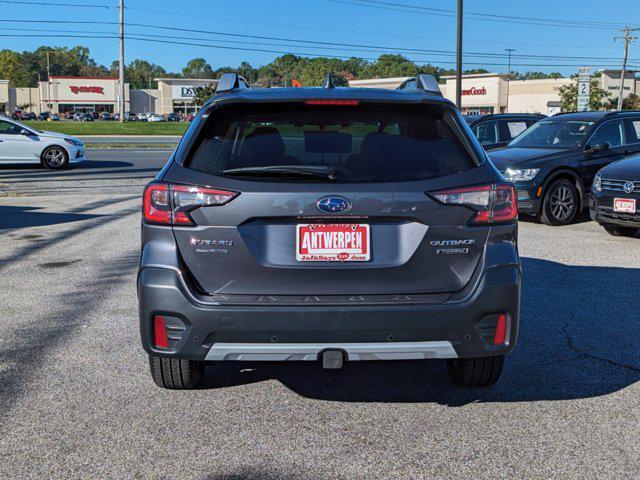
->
0 151 639 479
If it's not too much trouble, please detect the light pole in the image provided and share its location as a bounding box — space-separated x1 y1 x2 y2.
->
505 48 515 113
118 0 126 122
46 50 52 113
455 0 463 109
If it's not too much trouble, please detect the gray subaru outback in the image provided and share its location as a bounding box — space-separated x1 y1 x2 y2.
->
138 74 521 389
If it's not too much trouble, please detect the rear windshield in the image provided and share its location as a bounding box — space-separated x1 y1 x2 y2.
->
185 103 476 183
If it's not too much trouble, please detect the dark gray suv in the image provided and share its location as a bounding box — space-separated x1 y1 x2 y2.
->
138 74 521 389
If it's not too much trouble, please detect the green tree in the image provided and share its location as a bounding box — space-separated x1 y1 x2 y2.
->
0 50 32 86
558 79 610 112
193 84 217 106
111 59 167 89
236 61 258 83
362 54 419 78
182 58 214 79
604 92 640 110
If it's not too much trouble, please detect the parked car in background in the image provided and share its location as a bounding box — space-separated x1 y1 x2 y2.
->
137 113 149 122
101 112 113 121
11 111 24 121
0 116 85 169
138 73 521 390
166 112 181 122
147 113 165 122
22 112 37 121
489 111 640 226
124 112 137 122
184 113 195 122
38 112 50 121
79 113 94 122
50 114 60 121
91 111 100 120
465 113 545 150
590 155 640 237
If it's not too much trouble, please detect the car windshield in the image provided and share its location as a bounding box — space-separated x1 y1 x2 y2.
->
508 119 594 148
185 103 477 183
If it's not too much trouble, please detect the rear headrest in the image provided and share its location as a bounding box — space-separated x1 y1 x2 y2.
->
243 126 285 162
360 132 389 156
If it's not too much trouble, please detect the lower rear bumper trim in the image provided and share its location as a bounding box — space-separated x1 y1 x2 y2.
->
205 341 458 361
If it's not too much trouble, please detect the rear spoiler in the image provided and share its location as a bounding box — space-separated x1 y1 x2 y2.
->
215 73 250 94
396 74 442 96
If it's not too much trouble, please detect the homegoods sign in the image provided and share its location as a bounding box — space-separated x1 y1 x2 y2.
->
462 86 487 96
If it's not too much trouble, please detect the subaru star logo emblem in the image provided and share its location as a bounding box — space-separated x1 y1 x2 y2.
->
316 196 351 214
623 181 635 194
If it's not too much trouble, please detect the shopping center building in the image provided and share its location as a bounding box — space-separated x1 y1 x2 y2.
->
350 70 640 115
2 71 639 116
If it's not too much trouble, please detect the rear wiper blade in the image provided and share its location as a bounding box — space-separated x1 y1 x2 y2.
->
222 165 337 181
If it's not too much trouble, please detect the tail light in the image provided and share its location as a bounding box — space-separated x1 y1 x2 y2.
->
430 183 517 225
143 183 238 226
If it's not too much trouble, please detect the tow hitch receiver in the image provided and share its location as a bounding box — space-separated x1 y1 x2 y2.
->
322 350 344 369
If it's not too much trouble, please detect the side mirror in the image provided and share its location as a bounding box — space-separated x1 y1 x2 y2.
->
19 129 32 136
586 142 610 154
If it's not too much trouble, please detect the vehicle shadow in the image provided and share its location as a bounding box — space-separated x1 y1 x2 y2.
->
518 209 592 225
199 257 640 404
0 205 102 230
0 160 139 176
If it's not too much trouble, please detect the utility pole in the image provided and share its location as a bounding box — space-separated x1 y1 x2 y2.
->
118 0 126 122
455 0 463 109
614 26 638 111
46 50 51 113
505 48 515 113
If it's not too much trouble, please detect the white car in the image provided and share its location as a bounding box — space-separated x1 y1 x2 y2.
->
147 114 165 122
0 117 85 169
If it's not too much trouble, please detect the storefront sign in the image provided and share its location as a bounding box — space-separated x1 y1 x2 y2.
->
172 84 211 99
461 86 487 96
70 86 105 95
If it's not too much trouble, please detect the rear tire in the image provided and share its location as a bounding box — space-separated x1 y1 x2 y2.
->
446 356 504 387
148 356 204 389
603 224 639 237
540 178 579 226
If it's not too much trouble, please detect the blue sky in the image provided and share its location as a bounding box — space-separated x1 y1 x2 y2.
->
1 0 640 75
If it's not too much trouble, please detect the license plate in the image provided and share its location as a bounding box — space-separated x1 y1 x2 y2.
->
296 224 370 262
614 198 636 213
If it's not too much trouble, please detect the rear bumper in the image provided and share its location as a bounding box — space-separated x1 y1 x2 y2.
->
138 265 521 361
206 341 457 361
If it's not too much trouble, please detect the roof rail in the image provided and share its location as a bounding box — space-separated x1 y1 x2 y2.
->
322 73 338 89
396 74 442 96
215 73 250 94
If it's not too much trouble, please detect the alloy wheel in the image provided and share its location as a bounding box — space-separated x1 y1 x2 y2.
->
44 148 66 168
549 186 575 221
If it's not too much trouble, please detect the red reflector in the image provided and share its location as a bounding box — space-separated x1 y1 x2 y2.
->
493 314 507 345
154 315 169 348
305 99 360 106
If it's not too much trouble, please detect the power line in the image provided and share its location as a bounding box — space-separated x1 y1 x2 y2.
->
0 18 634 63
327 0 637 30
0 0 113 7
